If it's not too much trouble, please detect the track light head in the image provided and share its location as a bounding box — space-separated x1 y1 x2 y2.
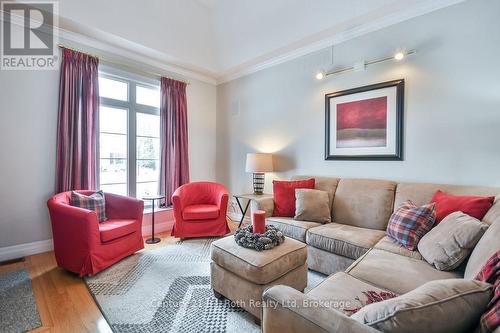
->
394 52 405 61
315 71 325 80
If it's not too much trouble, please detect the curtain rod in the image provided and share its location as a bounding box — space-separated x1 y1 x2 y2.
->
57 44 191 85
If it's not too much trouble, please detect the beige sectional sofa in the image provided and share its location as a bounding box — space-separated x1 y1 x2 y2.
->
250 176 500 333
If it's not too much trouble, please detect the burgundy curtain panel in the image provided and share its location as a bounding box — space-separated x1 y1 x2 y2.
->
55 48 99 193
159 77 190 206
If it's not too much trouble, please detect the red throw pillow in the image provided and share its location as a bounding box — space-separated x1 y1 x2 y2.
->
273 179 315 217
430 190 495 223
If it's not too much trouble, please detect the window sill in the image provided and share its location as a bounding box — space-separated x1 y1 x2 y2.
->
143 206 172 214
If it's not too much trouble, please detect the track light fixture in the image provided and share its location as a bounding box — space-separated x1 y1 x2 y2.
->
315 49 416 80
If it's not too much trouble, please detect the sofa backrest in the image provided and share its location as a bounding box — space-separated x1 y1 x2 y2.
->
290 175 500 234
332 179 397 230
394 182 499 212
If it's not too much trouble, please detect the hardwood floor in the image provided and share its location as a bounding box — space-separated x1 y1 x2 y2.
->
0 219 239 333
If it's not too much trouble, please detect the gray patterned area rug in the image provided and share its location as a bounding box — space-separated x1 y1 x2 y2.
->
0 268 42 333
85 238 326 333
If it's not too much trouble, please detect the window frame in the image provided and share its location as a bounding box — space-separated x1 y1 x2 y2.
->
98 66 161 200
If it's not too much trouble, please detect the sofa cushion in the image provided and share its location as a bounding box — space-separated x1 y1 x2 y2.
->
306 223 385 260
182 204 219 220
307 272 397 316
430 190 495 223
465 214 500 279
99 219 137 242
266 217 321 242
307 246 356 276
332 179 396 230
351 279 492 333
386 200 436 251
418 211 489 271
294 189 331 223
211 235 307 285
374 236 422 260
347 249 462 294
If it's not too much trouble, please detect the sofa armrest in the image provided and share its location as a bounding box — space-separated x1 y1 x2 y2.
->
250 196 274 217
262 286 380 333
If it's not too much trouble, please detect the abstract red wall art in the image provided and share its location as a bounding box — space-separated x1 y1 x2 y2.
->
336 96 388 148
325 80 404 160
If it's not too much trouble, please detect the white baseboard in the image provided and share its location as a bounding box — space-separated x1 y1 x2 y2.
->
0 239 54 262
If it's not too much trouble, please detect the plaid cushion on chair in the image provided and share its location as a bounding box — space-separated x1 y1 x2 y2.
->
71 190 107 222
386 200 436 250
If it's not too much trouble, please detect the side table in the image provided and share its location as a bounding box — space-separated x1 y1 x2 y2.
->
142 195 165 244
233 193 273 229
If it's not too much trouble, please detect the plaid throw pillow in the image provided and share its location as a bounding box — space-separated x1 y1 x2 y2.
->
345 290 398 316
475 250 499 333
71 190 107 222
386 200 436 250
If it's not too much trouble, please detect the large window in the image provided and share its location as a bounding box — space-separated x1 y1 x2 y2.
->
98 70 161 200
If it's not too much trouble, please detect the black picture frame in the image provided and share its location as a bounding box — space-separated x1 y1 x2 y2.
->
325 79 404 161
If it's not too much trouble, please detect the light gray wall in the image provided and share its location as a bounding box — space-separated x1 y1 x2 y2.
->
0 69 59 248
0 44 217 248
216 0 500 196
187 80 217 182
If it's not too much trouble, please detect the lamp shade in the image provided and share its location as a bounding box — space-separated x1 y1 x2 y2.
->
245 153 273 173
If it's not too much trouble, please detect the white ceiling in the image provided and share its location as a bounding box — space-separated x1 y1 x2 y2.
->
212 0 401 70
53 0 464 83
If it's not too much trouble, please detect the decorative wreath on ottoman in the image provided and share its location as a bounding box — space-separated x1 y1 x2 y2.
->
234 225 285 251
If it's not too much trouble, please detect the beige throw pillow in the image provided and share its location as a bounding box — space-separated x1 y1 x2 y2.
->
294 189 331 223
418 211 489 271
351 279 492 333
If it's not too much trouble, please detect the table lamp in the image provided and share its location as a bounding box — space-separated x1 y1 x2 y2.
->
245 153 273 195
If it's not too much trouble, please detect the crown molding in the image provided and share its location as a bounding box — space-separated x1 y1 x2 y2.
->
57 26 218 85
215 0 465 84
1 9 218 84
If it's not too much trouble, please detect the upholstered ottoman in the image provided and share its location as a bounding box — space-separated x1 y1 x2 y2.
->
210 235 307 320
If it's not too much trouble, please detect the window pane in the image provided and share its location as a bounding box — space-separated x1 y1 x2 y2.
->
100 158 127 184
100 133 127 159
99 77 128 101
100 106 127 134
137 137 159 159
137 181 159 199
100 183 127 196
137 113 160 137
136 85 160 108
137 160 159 183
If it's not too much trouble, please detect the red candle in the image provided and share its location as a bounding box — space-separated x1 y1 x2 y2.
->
252 210 266 234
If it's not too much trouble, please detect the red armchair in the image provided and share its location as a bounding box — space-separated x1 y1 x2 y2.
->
47 191 144 276
171 182 230 238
